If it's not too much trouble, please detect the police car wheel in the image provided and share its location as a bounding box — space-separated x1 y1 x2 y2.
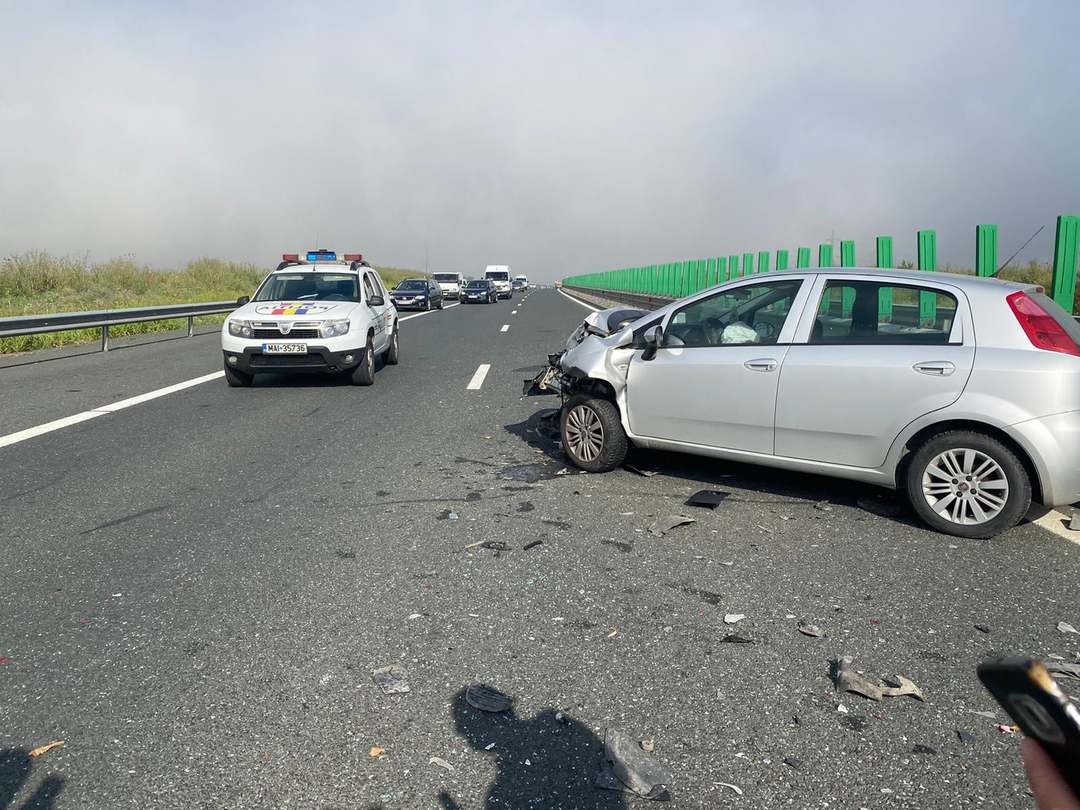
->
224 363 252 387
385 327 400 365
351 336 376 386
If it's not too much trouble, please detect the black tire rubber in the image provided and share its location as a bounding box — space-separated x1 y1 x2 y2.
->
350 335 376 386
904 429 1031 539
384 325 400 365
437 299 444 310
224 363 252 387
560 394 628 473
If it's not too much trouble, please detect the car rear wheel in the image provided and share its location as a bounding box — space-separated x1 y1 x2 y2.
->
351 335 376 386
384 326 399 365
561 395 628 473
224 363 252 387
905 430 1031 539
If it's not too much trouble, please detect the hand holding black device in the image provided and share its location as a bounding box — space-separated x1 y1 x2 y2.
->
977 657 1080 803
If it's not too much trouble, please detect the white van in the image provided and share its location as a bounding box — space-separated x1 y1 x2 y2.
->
432 271 465 300
513 274 529 291
484 265 513 299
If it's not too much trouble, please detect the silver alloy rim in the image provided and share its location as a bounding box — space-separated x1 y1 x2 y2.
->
565 405 604 463
922 447 1009 525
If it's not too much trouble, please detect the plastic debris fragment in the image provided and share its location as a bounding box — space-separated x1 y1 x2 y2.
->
648 515 695 537
594 728 672 801
466 683 513 713
685 490 729 510
429 756 454 772
372 665 410 694
797 621 824 638
723 614 746 625
1057 621 1078 634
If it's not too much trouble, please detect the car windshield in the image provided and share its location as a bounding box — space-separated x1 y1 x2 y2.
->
396 280 428 291
432 274 458 282
486 272 509 280
465 281 489 289
252 272 360 302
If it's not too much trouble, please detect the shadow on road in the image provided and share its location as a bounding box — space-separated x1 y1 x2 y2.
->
0 748 65 810
441 688 626 809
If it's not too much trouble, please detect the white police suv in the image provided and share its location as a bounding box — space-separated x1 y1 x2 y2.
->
221 250 399 387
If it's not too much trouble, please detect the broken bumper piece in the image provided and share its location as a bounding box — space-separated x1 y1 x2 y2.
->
522 352 569 397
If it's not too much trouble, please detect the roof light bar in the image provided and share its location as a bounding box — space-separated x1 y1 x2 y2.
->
343 253 363 262
282 253 300 262
306 250 337 262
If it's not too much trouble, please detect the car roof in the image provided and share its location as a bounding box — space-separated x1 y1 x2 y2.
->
272 261 360 274
767 267 1036 292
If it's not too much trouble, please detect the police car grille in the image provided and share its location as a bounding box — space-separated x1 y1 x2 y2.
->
252 328 320 340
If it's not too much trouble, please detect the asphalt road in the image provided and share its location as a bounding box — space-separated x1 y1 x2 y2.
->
1 289 1078 810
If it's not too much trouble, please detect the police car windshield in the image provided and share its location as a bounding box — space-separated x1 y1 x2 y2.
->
396 280 428 291
253 272 360 302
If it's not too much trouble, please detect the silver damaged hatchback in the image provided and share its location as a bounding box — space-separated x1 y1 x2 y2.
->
540 269 1080 539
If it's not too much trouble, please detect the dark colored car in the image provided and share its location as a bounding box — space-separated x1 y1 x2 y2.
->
461 279 498 304
391 278 444 311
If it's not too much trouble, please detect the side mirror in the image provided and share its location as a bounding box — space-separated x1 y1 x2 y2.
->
237 295 250 306
369 295 385 307
641 325 662 361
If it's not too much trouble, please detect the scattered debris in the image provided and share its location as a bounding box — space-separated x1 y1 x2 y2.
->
640 739 655 753
594 729 672 801
833 657 925 702
783 756 802 769
466 683 513 713
1045 660 1080 680
437 509 459 520
856 494 904 518
648 515 696 537
685 490 729 510
607 629 619 639
429 756 455 773
723 614 746 625
408 613 422 620
464 540 486 550
912 744 938 755
971 710 998 719
974 624 991 634
624 464 658 477
956 729 976 743
523 539 543 551
721 633 754 643
836 704 849 714
29 741 64 758
716 782 743 796
369 746 385 758
1057 621 1079 635
517 501 535 513
372 665 410 694
484 742 496 750
720 561 734 567
465 491 482 502
814 500 833 512
797 621 824 638
555 711 570 725
0 656 12 665
996 724 1019 734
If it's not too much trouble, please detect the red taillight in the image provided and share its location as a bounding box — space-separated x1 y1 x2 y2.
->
1006 291 1080 357
343 253 363 261
282 253 299 262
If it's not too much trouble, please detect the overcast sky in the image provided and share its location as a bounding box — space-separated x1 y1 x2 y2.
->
1 1 1077 281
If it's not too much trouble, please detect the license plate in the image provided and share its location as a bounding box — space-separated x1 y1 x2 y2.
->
262 343 307 354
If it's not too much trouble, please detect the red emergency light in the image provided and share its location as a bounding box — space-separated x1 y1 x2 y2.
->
282 253 300 261
343 253 363 262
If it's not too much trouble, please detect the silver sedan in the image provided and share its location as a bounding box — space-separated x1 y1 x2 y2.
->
546 269 1080 539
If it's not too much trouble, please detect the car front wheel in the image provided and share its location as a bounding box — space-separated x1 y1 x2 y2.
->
560 395 628 473
351 335 376 386
384 326 399 365
905 430 1031 539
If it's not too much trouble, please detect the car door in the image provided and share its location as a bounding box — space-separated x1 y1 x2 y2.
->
364 271 393 350
773 275 975 468
625 277 810 454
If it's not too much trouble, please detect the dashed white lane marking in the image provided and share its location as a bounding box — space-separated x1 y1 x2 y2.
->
466 363 491 390
1033 509 1080 545
0 304 461 449
557 288 602 311
511 310 518 315
500 325 510 333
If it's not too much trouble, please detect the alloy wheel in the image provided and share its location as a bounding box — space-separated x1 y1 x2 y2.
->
921 448 1010 525
565 404 604 463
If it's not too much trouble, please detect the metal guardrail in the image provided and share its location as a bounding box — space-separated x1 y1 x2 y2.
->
0 301 239 352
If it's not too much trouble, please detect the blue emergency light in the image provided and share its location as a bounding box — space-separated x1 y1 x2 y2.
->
306 250 337 262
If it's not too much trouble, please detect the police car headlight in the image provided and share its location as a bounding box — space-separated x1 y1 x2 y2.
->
228 320 253 338
321 319 350 338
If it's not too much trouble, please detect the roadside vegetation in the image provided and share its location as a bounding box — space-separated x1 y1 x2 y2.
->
0 252 417 354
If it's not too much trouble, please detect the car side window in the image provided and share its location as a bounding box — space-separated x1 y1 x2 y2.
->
362 273 376 302
810 281 958 345
664 280 803 348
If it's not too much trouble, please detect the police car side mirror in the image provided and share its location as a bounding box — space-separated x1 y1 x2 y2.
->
237 295 250 306
369 294 385 307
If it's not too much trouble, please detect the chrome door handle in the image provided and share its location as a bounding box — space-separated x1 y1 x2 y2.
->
914 361 956 376
744 358 778 372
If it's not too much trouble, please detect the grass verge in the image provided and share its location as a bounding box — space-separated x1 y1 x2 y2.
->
0 252 418 354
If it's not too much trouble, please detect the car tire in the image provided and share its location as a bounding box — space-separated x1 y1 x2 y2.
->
560 395 628 473
224 363 252 387
384 326 400 365
438 300 444 310
905 430 1031 539
351 335 376 386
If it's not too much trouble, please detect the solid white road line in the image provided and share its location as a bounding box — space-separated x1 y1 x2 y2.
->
0 304 461 450
466 363 491 390
557 288 602 312
500 325 510 332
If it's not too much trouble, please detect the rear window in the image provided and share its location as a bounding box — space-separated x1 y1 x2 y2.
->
1029 292 1080 345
